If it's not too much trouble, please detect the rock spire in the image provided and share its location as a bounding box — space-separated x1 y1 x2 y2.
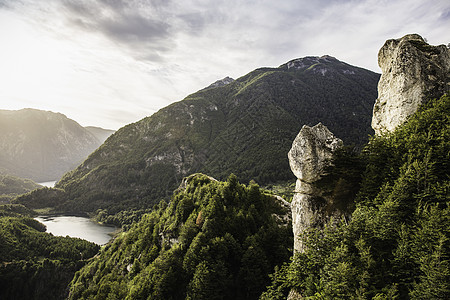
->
372 34 450 135
288 123 343 253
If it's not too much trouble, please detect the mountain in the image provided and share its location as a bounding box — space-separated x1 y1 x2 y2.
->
201 76 235 90
0 174 42 203
0 109 106 182
84 126 115 144
18 56 380 215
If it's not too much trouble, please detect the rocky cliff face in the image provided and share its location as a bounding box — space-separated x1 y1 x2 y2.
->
201 76 235 90
288 123 343 252
372 34 450 134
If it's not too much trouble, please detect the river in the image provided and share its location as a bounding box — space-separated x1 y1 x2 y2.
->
35 215 116 245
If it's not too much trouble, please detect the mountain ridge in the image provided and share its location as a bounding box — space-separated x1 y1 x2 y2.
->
0 108 109 182
18 56 380 215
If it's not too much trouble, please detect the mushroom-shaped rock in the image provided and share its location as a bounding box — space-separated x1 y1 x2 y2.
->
288 123 343 253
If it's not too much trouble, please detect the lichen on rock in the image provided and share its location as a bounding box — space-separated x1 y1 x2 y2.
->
372 34 450 135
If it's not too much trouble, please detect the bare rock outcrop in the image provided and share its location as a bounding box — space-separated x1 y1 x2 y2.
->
288 123 343 253
372 34 450 135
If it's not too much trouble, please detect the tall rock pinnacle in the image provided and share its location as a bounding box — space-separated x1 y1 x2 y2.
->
288 123 343 253
372 34 450 135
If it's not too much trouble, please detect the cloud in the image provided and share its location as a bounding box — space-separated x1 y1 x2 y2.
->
60 0 176 62
0 0 448 129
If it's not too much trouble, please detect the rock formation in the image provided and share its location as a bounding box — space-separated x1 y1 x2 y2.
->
288 123 343 253
372 34 450 135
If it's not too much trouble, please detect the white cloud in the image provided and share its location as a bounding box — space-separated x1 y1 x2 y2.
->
0 0 448 129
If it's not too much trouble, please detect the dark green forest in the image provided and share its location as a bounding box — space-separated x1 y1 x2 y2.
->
262 94 450 299
68 174 293 300
0 204 99 300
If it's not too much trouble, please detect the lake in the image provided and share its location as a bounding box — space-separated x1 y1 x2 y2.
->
35 215 116 245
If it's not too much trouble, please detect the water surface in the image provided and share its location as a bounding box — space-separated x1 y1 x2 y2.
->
35 215 116 245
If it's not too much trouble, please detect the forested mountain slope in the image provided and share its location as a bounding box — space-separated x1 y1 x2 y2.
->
19 56 379 215
0 173 41 203
0 204 99 300
262 94 450 299
68 174 292 300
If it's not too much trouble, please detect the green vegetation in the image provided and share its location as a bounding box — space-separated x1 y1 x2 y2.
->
68 174 292 300
17 57 379 220
262 94 450 299
0 203 36 217
4 83 448 299
0 205 99 300
0 174 41 203
94 208 155 230
263 181 296 203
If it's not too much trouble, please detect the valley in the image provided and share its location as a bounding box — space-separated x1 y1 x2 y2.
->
0 33 448 300
16 55 380 220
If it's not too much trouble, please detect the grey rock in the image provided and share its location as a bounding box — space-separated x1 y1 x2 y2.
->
288 123 343 253
372 34 450 134
288 123 343 183
202 76 235 90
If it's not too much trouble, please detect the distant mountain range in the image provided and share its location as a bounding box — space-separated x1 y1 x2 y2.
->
85 126 115 144
18 55 379 214
0 109 114 182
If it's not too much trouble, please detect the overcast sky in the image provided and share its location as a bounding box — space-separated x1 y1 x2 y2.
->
0 0 448 130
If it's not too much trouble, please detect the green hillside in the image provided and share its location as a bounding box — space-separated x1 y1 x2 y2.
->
17 56 379 217
262 94 450 299
0 204 99 300
0 174 41 203
68 174 292 300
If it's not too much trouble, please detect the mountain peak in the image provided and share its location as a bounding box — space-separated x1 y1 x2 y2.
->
202 76 235 90
281 56 337 70
279 55 361 76
19 56 379 215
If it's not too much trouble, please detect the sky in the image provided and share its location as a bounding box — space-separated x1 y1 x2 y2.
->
0 0 448 130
